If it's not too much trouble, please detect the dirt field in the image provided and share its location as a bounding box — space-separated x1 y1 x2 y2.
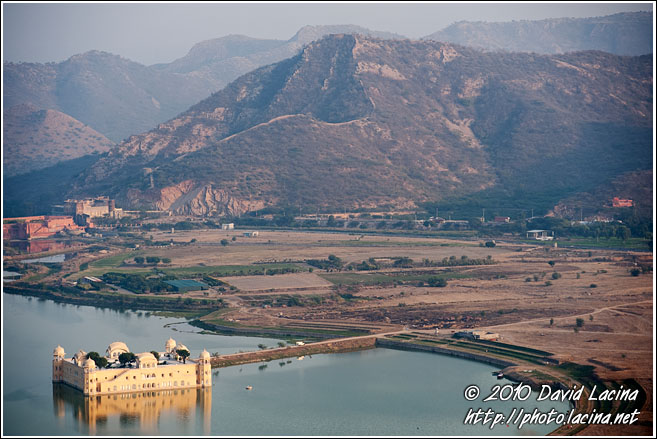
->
145 229 508 266
220 272 333 291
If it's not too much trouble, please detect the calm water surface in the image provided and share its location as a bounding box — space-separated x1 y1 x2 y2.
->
2 294 569 435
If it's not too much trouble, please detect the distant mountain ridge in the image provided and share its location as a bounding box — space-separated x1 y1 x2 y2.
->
72 35 652 217
3 103 113 177
4 25 404 144
424 12 653 55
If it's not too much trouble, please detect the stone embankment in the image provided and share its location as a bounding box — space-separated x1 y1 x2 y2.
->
374 338 517 368
210 336 377 368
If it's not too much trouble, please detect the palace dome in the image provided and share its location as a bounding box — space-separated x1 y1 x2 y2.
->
165 338 177 351
53 345 65 357
83 358 96 368
136 352 157 362
106 341 130 360
199 349 210 360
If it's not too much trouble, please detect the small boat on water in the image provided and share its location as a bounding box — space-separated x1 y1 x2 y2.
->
245 386 253 390
497 373 504 379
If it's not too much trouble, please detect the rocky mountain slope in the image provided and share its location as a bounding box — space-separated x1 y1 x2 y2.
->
425 12 653 56
156 25 403 86
74 35 652 216
4 15 650 178
3 103 114 177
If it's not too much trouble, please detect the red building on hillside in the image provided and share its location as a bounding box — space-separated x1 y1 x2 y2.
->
3 216 86 240
612 197 633 208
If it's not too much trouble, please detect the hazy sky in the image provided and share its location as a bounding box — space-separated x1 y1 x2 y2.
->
2 2 653 65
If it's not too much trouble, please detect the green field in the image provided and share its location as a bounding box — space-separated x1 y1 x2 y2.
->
72 253 303 280
319 271 470 286
519 237 651 250
328 240 477 248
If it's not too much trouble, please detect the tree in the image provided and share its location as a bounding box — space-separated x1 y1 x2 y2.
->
257 344 268 350
277 342 286 348
146 256 160 264
134 256 145 264
161 258 171 264
616 226 631 241
221 239 229 246
86 351 108 368
630 268 641 276
427 277 447 288
484 241 496 248
551 272 561 280
176 349 190 363
326 215 337 227
150 350 160 361
549 318 554 326
576 318 584 328
548 260 555 267
118 352 136 366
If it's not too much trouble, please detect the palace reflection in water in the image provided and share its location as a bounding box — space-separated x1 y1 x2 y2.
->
52 384 212 434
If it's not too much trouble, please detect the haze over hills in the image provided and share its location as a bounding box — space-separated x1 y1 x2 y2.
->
424 12 653 56
3 103 114 177
3 51 217 143
70 34 652 217
3 25 404 144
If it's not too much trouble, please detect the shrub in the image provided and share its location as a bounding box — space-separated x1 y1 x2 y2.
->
630 268 640 276
484 241 496 248
590 284 597 288
427 277 447 288
551 272 561 280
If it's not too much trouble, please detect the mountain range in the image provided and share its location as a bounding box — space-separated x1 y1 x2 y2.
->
2 14 653 218
71 34 652 216
425 12 653 56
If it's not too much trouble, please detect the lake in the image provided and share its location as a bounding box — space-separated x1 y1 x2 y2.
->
2 294 569 435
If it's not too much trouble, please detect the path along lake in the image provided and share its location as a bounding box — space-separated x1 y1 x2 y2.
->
2 293 569 436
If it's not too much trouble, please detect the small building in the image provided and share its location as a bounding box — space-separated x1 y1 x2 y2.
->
221 223 234 230
164 279 209 292
82 276 103 284
612 197 633 208
243 231 259 237
526 229 554 241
